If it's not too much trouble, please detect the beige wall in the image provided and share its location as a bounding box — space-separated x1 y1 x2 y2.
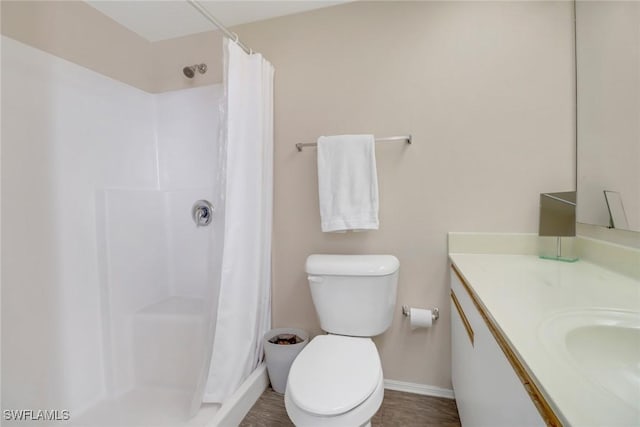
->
234 1 575 388
1 1 154 92
1 1 223 93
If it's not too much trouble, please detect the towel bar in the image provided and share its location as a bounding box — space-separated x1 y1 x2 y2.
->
295 135 412 152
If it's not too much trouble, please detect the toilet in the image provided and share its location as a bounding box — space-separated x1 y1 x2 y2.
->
284 254 400 427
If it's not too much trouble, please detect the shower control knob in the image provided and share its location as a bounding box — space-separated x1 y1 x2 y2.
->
192 200 214 227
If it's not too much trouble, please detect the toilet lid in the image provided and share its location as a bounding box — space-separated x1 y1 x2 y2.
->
287 335 381 416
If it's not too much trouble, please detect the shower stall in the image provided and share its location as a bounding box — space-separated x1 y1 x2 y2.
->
1 3 273 426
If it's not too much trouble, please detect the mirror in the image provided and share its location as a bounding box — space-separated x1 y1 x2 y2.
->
539 191 578 262
575 1 640 232
604 190 630 229
539 191 577 237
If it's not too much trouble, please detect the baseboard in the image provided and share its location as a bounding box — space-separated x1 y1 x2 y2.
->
384 379 455 400
207 363 269 427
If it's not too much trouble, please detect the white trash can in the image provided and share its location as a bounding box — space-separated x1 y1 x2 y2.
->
263 328 308 394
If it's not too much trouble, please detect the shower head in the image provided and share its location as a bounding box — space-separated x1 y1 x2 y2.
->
183 63 208 79
183 66 195 78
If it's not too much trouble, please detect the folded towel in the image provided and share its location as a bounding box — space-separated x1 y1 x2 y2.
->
317 134 379 232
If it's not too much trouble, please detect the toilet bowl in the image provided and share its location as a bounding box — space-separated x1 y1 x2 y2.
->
284 254 399 426
285 335 384 427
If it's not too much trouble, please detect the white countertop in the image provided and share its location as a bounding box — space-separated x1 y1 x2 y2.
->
449 253 640 427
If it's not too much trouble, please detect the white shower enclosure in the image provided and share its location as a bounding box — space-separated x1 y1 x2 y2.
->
1 35 229 425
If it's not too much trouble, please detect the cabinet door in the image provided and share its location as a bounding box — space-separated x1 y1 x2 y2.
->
471 307 545 426
451 266 545 427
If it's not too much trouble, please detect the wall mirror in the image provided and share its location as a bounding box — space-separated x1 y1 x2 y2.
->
575 1 640 232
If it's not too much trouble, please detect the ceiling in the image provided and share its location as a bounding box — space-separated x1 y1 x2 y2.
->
85 1 351 42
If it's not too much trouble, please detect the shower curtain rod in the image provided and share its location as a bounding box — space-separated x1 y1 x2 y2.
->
187 0 252 55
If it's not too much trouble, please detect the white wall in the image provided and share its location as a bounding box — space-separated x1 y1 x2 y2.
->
2 36 68 413
155 85 223 297
2 35 223 414
96 85 223 395
156 86 222 190
98 189 172 394
1 35 157 413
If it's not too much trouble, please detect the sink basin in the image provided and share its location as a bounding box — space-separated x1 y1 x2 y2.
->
566 324 640 407
539 309 640 425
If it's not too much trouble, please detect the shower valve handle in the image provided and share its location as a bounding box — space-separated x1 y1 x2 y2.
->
192 200 214 227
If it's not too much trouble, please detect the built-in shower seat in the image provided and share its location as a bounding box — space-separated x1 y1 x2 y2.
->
133 296 206 390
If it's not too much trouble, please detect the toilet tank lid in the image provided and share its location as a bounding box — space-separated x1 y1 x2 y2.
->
306 254 399 276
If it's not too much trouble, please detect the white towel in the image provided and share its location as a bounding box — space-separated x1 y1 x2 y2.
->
317 134 379 232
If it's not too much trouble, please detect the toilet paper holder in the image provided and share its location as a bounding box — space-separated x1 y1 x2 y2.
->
402 305 439 321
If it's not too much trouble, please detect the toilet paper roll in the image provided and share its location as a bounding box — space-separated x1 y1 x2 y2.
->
409 308 433 330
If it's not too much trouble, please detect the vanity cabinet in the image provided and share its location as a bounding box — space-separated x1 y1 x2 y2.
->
450 265 546 427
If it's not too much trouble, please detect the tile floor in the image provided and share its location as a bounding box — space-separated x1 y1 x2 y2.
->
240 388 461 426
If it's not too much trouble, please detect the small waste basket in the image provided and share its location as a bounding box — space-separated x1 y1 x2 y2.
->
263 328 308 394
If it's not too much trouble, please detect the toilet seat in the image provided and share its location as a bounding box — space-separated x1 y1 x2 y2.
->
287 335 381 416
285 370 384 427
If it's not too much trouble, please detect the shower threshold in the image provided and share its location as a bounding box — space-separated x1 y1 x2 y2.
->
66 387 220 427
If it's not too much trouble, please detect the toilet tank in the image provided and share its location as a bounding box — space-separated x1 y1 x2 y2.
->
306 254 400 337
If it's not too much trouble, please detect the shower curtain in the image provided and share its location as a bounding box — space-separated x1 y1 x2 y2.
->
202 39 274 403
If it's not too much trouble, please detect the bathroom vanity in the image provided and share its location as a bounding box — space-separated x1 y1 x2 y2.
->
448 235 639 427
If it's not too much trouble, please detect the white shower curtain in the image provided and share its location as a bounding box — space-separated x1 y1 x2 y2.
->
203 39 274 403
